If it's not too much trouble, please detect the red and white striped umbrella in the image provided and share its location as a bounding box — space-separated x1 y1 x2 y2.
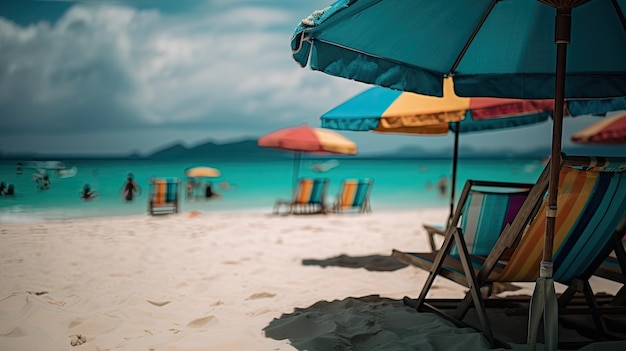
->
258 124 357 154
258 124 357 195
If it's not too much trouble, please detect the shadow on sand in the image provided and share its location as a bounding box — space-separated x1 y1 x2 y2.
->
302 254 408 272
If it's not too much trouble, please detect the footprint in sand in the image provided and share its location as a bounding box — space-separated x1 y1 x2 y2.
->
1 327 25 338
246 292 276 300
187 315 216 328
147 300 171 307
0 293 29 312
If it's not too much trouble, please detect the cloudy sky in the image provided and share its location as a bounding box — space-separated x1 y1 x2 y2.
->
0 0 614 156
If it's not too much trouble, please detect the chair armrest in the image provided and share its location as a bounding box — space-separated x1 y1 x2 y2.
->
424 224 446 236
424 223 446 252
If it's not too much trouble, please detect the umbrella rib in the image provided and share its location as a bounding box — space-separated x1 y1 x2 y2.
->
613 0 626 33
450 0 498 75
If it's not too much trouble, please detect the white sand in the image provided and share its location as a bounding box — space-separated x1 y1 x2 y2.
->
0 209 623 351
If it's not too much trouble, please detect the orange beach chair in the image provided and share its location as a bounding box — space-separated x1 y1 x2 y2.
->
331 178 374 213
273 178 329 215
148 178 181 215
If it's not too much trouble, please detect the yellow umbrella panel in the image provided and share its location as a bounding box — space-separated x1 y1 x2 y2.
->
186 167 221 178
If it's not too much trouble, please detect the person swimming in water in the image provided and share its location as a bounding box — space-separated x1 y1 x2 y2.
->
204 182 222 199
81 184 98 201
33 171 50 190
121 173 141 202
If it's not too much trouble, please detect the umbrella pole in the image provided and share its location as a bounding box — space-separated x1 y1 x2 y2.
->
545 7 570 276
528 7 571 351
448 122 460 225
292 151 302 198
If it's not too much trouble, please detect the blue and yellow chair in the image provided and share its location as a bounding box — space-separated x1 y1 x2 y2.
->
148 177 181 215
273 178 329 215
392 155 626 347
332 178 374 213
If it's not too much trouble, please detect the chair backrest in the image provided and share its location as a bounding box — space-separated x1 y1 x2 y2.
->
151 178 180 205
496 158 626 282
337 179 373 210
450 189 529 257
294 178 328 204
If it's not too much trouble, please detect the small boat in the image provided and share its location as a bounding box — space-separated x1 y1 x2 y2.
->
56 167 78 178
311 159 340 172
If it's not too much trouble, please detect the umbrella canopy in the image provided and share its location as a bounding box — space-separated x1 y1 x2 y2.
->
571 112 626 144
322 82 555 220
292 0 626 100
321 84 626 220
258 125 357 195
322 79 554 134
186 166 221 178
258 124 357 155
291 1 626 349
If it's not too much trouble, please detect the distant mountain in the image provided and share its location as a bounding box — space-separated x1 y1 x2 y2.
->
146 139 293 161
2 138 624 161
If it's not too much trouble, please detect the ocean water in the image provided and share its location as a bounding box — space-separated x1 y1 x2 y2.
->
0 157 545 223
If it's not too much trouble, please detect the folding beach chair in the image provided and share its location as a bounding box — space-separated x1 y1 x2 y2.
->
273 178 329 215
331 178 374 213
392 155 626 347
423 184 532 253
148 177 181 216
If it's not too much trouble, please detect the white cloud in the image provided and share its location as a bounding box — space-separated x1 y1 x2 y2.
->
0 2 365 154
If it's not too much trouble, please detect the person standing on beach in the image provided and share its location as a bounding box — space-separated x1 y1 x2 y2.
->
121 173 141 202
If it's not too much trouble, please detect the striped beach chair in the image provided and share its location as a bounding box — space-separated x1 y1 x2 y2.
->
424 184 531 253
273 178 329 215
332 178 374 213
148 178 181 215
392 155 626 347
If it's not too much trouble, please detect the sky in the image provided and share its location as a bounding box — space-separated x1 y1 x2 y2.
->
0 0 621 157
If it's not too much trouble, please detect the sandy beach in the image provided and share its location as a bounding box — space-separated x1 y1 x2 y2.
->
1 208 624 351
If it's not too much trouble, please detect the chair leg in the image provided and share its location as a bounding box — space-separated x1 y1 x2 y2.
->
427 233 438 253
415 228 457 308
454 228 496 348
581 280 609 336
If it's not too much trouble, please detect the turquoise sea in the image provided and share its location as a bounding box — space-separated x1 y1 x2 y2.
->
0 157 546 223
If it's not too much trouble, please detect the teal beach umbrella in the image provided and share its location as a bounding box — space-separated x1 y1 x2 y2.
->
291 0 626 349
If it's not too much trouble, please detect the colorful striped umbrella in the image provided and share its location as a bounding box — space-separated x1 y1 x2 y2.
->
322 78 554 134
571 112 626 145
258 124 357 155
322 81 626 220
322 80 556 220
258 124 357 195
